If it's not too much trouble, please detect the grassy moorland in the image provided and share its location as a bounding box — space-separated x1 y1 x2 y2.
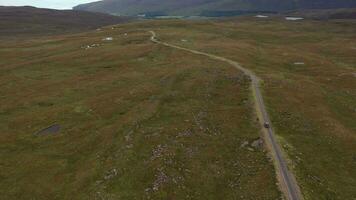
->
148 17 356 199
1 15 355 200
0 25 280 199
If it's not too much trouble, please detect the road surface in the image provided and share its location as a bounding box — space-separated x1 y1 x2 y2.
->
149 31 303 200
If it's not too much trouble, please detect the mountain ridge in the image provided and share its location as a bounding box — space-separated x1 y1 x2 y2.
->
73 0 356 16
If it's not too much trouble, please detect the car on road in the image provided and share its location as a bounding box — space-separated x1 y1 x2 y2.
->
264 122 270 128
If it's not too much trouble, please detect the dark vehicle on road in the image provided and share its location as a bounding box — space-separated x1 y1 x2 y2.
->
264 122 270 128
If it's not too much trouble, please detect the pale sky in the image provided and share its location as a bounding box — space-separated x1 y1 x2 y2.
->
0 0 99 9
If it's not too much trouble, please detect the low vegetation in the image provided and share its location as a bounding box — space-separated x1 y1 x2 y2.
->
0 6 132 37
1 11 355 199
0 24 280 199
150 17 356 199
290 8 356 20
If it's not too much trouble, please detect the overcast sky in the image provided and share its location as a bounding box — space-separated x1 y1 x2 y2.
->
0 0 98 9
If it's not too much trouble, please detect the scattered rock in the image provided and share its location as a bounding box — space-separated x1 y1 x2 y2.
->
181 39 188 42
95 180 103 186
124 130 133 142
74 105 86 113
247 147 255 152
124 135 130 142
193 111 206 131
251 138 263 148
255 15 268 18
82 44 100 50
294 62 305 65
151 144 167 161
102 37 113 41
285 17 304 21
177 129 193 137
152 168 168 191
185 147 197 158
338 72 356 78
104 169 118 180
240 141 249 148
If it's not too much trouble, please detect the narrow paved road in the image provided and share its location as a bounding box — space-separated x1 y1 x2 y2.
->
149 31 303 200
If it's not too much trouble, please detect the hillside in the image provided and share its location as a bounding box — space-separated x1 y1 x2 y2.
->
0 20 281 200
289 8 356 20
1 17 355 200
1 1 356 196
73 0 356 16
0 6 132 37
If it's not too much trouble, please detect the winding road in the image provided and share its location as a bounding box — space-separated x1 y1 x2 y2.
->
149 31 303 200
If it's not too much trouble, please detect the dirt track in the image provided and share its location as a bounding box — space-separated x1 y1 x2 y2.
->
149 30 303 200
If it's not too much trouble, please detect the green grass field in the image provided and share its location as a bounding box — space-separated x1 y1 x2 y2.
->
0 16 355 200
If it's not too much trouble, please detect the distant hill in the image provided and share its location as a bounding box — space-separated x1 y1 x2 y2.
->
0 6 132 37
289 8 356 20
73 0 356 16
